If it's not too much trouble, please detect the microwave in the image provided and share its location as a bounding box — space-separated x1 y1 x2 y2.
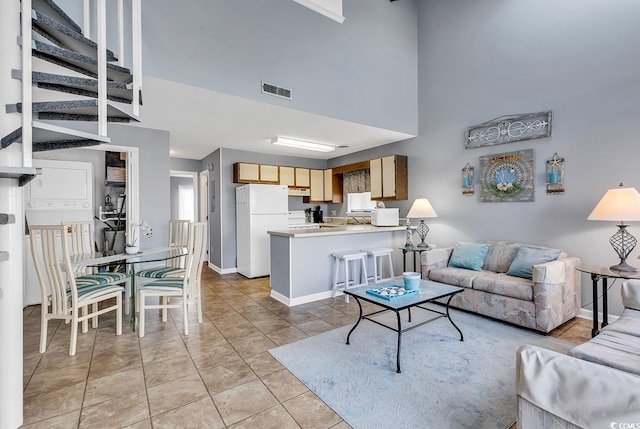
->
371 208 399 226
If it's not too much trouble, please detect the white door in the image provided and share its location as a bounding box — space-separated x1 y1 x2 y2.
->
199 170 209 263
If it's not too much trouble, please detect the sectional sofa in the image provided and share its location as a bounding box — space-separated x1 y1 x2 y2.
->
420 240 581 333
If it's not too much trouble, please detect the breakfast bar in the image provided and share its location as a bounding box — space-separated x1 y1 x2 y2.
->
268 224 406 306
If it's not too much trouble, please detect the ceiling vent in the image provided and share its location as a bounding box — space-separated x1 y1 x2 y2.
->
261 81 292 100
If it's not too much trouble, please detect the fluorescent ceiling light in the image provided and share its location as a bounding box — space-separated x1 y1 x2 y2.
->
271 137 336 152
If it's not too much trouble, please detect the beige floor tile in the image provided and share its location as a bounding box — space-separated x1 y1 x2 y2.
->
24 356 41 378
189 342 241 371
140 339 188 365
330 421 352 429
122 418 153 429
24 362 90 398
199 359 257 395
230 333 278 358
296 319 336 336
89 349 142 380
151 396 225 429
228 404 301 429
262 369 309 402
23 382 85 425
244 351 284 377
20 409 80 429
79 390 149 428
212 379 279 426
34 347 92 374
283 391 342 429
266 326 309 346
216 323 263 342
143 354 197 387
146 372 209 416
84 367 146 407
138 325 182 348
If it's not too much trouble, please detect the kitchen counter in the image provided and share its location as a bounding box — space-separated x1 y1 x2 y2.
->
268 224 406 306
268 224 406 238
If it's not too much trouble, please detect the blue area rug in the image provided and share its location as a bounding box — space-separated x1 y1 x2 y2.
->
269 308 573 429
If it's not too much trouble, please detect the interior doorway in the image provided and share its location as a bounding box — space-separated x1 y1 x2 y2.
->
170 170 198 223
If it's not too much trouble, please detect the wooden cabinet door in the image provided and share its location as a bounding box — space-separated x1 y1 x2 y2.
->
309 169 324 201
323 169 333 202
279 166 295 187
370 158 383 199
233 162 259 183
259 165 279 183
295 168 310 187
381 156 396 198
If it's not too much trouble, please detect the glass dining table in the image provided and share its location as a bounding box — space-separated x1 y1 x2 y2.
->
70 247 188 331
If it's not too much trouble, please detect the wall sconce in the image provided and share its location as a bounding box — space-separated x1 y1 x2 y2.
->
462 163 474 195
546 153 564 195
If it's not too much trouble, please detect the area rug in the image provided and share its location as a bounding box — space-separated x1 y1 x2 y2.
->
269 308 573 429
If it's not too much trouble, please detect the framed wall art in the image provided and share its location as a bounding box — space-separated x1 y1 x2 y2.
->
479 149 534 202
466 111 552 149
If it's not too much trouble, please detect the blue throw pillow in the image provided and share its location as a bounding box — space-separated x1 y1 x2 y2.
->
448 242 491 271
506 246 562 279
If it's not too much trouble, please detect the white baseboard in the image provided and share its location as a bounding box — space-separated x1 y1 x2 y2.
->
208 261 237 275
270 289 336 307
578 308 619 323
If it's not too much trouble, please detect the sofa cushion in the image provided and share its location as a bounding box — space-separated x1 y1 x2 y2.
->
506 246 562 279
602 308 640 338
482 241 522 273
472 273 534 301
429 267 492 289
448 242 490 271
568 330 640 376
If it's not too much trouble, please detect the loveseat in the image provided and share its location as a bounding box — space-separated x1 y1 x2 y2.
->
420 240 581 333
516 279 640 428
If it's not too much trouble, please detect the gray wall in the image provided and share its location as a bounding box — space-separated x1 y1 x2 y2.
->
170 157 201 172
328 0 640 316
141 0 418 135
170 176 194 220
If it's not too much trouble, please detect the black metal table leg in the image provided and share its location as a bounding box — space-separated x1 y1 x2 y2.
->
602 277 609 328
346 296 364 345
395 310 402 373
402 249 407 272
445 295 464 341
591 273 600 337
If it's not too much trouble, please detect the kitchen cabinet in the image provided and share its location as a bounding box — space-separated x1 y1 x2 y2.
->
323 169 333 202
233 162 260 183
259 164 279 183
309 169 324 202
279 166 295 187
370 155 408 200
295 168 310 187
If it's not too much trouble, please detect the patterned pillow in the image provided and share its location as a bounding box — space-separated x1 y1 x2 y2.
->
506 246 562 279
448 242 491 271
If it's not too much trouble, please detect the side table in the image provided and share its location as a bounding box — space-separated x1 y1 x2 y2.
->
576 265 640 337
399 245 432 275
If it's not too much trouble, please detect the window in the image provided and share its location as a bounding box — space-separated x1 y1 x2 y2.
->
178 186 194 221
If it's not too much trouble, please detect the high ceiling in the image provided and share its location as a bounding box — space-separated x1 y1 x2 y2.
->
133 76 415 161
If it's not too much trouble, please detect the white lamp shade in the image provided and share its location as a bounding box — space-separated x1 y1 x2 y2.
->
588 186 640 222
407 197 438 219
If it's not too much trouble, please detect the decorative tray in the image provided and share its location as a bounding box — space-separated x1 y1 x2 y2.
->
366 286 417 300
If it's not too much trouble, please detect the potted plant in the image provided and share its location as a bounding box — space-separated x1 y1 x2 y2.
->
126 220 152 254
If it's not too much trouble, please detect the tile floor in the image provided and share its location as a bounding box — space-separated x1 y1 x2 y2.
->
22 268 593 428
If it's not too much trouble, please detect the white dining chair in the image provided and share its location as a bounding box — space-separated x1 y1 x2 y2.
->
138 222 207 337
30 225 127 356
136 219 191 279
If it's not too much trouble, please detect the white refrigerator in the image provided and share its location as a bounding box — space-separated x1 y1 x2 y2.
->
236 184 288 278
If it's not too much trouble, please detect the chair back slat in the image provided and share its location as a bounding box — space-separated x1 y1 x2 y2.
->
168 219 190 268
183 222 207 299
61 221 95 257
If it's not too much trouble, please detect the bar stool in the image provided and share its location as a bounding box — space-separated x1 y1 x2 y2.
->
361 248 395 284
331 251 369 302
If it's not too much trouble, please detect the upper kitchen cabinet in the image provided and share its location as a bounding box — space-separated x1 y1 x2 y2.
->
279 166 295 187
370 155 408 200
306 169 343 203
309 169 324 202
295 168 310 187
259 164 279 183
233 162 260 183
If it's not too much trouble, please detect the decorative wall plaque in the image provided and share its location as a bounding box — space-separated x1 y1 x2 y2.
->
466 111 552 149
546 152 565 195
462 163 474 196
479 149 534 202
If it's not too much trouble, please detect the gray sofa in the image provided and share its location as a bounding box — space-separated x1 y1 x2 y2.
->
516 279 640 428
420 240 581 333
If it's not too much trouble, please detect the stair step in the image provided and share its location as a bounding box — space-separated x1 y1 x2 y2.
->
32 9 118 63
32 0 82 34
0 166 38 187
14 70 133 103
30 40 132 83
9 100 139 123
1 121 110 151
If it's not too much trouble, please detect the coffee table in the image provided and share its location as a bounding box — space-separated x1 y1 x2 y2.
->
344 278 464 373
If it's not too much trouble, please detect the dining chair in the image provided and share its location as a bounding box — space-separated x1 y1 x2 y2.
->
136 219 191 279
30 225 127 356
138 222 207 337
61 220 96 275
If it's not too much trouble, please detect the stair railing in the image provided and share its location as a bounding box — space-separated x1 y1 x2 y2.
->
20 0 32 168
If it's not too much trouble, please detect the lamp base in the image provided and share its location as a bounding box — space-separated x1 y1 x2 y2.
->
610 261 638 273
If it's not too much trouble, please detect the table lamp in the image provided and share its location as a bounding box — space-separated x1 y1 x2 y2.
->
407 197 438 248
588 183 640 272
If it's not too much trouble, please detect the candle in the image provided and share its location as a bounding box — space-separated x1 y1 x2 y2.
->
548 170 559 184
462 176 471 187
